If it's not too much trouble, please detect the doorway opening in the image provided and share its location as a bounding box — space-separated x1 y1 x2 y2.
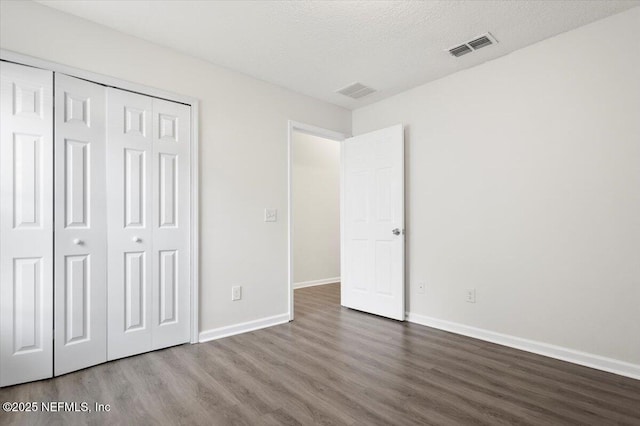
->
287 121 347 320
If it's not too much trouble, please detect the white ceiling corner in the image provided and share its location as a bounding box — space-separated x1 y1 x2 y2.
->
35 0 640 109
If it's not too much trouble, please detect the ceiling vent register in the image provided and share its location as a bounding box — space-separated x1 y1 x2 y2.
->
448 33 498 57
336 82 377 99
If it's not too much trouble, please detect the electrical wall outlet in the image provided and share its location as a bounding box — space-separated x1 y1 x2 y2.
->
466 288 476 303
264 208 277 222
232 286 242 301
417 282 425 294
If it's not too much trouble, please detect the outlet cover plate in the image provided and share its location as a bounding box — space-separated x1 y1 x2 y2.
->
264 208 277 222
232 286 242 301
417 282 425 294
466 288 476 303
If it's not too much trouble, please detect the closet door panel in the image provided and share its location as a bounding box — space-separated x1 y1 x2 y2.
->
151 99 190 349
54 74 107 376
0 61 53 387
107 88 153 361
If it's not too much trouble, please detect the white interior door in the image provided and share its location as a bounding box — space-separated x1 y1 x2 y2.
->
0 61 54 386
341 124 405 320
1 61 194 385
106 87 154 360
54 74 107 375
151 98 191 350
106 88 191 360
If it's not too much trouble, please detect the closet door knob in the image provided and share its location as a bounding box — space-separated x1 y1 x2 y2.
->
133 236 142 243
73 238 83 245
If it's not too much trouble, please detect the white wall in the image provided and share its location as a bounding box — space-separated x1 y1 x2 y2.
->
353 7 640 366
0 1 351 333
292 132 341 286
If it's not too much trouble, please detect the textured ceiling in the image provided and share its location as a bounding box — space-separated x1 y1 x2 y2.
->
36 0 639 109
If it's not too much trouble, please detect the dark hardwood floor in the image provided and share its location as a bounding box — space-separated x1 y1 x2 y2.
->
1 282 639 425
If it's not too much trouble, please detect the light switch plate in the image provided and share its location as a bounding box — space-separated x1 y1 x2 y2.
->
264 208 277 222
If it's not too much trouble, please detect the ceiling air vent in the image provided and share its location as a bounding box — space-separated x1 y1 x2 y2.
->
468 35 493 50
336 82 376 99
449 44 472 57
447 32 498 57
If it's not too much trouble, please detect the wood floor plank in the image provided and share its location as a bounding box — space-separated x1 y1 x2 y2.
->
1 282 639 425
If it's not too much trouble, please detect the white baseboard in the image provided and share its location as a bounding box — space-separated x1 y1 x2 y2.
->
199 313 290 343
406 312 640 380
294 276 340 289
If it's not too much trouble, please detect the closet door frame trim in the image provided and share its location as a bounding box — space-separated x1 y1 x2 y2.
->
1 49 200 344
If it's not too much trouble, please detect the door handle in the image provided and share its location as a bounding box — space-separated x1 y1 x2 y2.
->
73 238 83 245
132 236 142 243
392 228 401 236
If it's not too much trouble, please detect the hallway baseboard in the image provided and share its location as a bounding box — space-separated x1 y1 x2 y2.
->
294 277 341 289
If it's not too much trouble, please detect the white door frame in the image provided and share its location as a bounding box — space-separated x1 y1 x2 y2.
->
0 49 201 343
287 121 348 320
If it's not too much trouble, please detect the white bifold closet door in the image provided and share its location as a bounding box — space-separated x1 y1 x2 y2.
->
0 62 54 387
150 98 191 350
53 74 107 375
1 63 191 386
106 88 191 361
